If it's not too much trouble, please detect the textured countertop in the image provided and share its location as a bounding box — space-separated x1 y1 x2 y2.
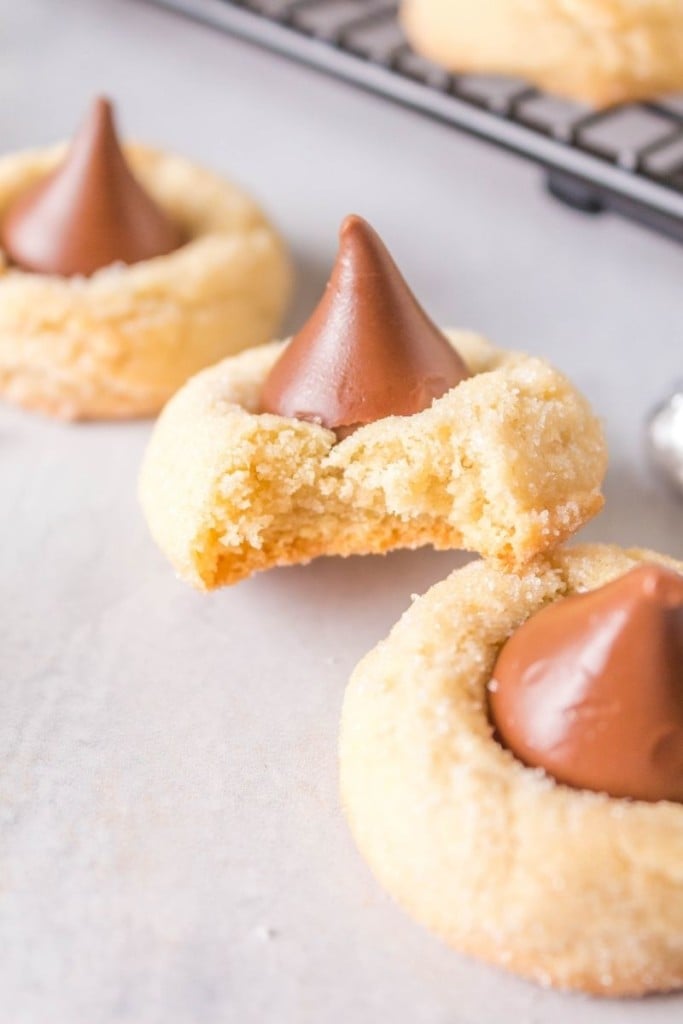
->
1 1 682 1021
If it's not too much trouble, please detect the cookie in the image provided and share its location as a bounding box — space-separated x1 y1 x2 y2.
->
402 0 683 107
139 332 606 588
340 543 683 996
0 98 291 419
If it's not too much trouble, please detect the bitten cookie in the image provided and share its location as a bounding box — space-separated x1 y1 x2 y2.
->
402 0 683 107
140 216 605 588
0 98 291 420
340 543 683 996
139 331 605 588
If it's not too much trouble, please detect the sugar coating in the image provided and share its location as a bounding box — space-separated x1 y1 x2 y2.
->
139 331 606 588
0 144 291 419
339 543 683 996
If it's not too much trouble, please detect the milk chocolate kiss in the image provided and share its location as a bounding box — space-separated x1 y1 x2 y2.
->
490 564 683 803
1 97 183 277
260 215 469 436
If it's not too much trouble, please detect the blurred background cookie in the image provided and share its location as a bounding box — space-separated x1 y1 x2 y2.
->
402 0 683 106
0 96 291 419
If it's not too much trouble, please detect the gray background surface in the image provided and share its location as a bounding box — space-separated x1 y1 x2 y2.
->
1 1 682 1020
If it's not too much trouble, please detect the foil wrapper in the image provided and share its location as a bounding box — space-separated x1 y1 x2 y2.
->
646 386 683 496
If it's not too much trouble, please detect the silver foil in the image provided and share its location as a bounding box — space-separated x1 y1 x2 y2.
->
646 386 683 496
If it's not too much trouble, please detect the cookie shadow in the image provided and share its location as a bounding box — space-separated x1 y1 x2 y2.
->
246 546 472 638
580 456 683 558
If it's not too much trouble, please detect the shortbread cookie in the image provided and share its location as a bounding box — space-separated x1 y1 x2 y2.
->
402 0 683 107
340 543 683 996
0 99 290 420
139 332 606 588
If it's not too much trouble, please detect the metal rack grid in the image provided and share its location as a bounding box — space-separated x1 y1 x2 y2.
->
148 0 683 243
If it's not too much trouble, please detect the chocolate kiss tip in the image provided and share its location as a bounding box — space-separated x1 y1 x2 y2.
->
490 563 683 804
260 215 470 434
91 94 113 121
1 95 183 278
339 213 368 238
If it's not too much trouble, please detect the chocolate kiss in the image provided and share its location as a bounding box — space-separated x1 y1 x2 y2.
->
260 215 470 436
1 96 183 277
490 564 683 803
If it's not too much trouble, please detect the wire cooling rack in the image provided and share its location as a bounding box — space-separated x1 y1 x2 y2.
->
149 0 683 243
